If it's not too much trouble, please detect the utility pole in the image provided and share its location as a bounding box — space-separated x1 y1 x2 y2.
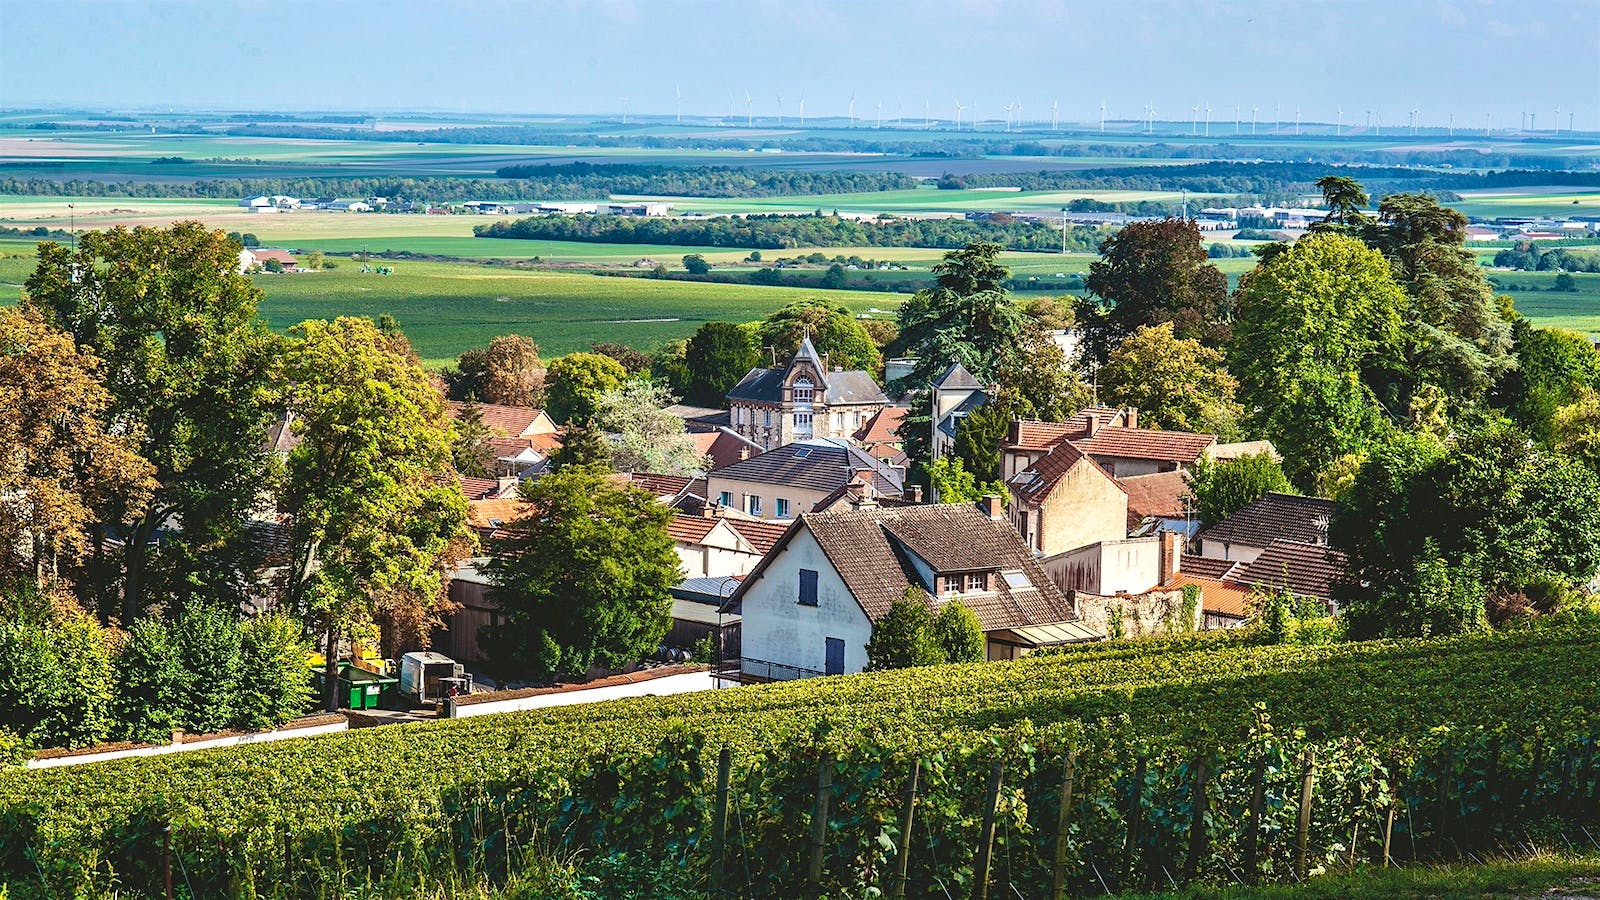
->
1061 207 1068 255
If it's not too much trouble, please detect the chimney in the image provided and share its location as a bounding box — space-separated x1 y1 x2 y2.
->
1123 407 1139 429
1085 411 1103 436
1159 531 1183 586
908 484 924 504
497 476 519 496
979 493 1006 521
738 445 751 461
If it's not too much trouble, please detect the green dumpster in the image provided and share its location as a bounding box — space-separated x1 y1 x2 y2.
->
338 664 396 710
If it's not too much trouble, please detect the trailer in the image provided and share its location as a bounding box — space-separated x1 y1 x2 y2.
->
399 652 470 704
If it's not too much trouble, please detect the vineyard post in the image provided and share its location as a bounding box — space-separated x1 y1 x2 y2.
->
1049 747 1079 900
890 759 921 900
1295 750 1316 881
973 759 1005 900
1123 756 1147 884
1243 756 1265 884
1382 805 1396 867
807 752 834 885
711 746 731 895
1183 755 1210 881
163 822 173 900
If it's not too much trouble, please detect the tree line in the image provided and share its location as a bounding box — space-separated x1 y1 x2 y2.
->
474 211 1106 252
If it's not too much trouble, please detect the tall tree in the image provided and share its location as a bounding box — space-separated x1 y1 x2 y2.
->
23 224 280 622
756 297 882 373
1229 232 1406 490
483 469 680 681
684 322 760 406
280 317 473 710
1186 453 1294 528
446 334 544 406
1097 322 1243 437
592 381 708 475
549 421 614 473
1077 218 1230 367
1334 424 1600 639
1498 321 1600 444
450 400 497 479
1311 175 1374 230
545 352 628 425
0 308 154 588
590 342 654 376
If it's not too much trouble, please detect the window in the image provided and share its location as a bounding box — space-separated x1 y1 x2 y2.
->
941 574 963 595
793 377 814 404
799 568 819 606
763 410 772 428
1002 569 1032 589
737 406 747 425
966 572 988 592
824 636 845 675
748 495 762 516
776 498 790 518
794 411 813 436
719 491 733 507
835 412 845 431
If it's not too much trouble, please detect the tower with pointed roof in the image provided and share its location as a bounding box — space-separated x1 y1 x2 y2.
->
725 334 890 451
929 362 991 470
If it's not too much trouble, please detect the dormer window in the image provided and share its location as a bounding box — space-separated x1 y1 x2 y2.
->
939 571 993 595
966 572 987 593
793 377 814 404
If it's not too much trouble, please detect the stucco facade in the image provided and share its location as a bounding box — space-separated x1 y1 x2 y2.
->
1009 456 1128 558
733 527 874 679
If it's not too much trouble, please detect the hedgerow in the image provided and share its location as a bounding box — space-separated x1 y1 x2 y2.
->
2 622 1599 896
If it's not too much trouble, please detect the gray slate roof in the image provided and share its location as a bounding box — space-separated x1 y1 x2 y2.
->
933 362 985 390
1197 493 1337 550
711 438 903 495
726 335 888 406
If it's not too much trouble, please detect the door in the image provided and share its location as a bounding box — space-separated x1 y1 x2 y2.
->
824 637 846 676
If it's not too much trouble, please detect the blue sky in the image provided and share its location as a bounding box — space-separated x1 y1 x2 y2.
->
3 0 1597 130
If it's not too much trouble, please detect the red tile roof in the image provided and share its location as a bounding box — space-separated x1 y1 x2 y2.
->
445 401 548 438
1072 426 1216 464
458 476 505 500
666 514 720 544
628 472 694 498
724 517 791 555
1170 573 1254 618
1118 471 1191 521
692 428 764 471
1009 441 1122 505
853 406 907 445
1180 554 1242 581
1011 419 1084 451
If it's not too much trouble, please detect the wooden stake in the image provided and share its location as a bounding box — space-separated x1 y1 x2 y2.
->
808 752 834 885
1243 757 1265 884
973 760 1005 900
1295 750 1316 881
1183 756 1210 881
890 759 921 900
711 746 731 895
1049 747 1079 900
1382 805 1396 868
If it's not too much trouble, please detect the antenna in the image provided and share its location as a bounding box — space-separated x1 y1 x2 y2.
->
675 85 682 125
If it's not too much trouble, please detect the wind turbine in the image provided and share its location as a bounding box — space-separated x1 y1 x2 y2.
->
954 98 965 131
1554 105 1561 134
1015 99 1023 129
1336 106 1343 136
924 98 931 129
1251 104 1259 135
876 100 883 129
1294 105 1301 136
1486 112 1492 135
1375 108 1382 136
618 97 629 125
675 85 682 125
1191 104 1199 136
1410 106 1420 136
726 91 735 122
848 90 856 125
776 93 784 125
896 97 903 127
745 90 753 127
1100 99 1107 133
1448 113 1454 137
1002 101 1014 132
1531 111 1537 132
1235 101 1241 135
1052 99 1060 132
799 92 806 126
1204 102 1213 137
1275 101 1281 133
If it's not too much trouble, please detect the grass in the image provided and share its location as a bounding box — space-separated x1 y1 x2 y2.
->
1127 850 1600 899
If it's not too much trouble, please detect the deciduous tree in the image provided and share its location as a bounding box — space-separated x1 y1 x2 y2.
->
23 223 280 622
280 317 473 710
545 352 628 425
1077 218 1229 366
592 381 707 476
483 469 680 681
865 592 943 670
756 297 881 373
1186 452 1293 528
446 334 544 406
1098 322 1243 437
930 601 985 664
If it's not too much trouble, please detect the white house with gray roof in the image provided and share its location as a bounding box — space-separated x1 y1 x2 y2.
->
727 335 890 451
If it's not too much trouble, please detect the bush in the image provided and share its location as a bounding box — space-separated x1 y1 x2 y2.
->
0 589 114 749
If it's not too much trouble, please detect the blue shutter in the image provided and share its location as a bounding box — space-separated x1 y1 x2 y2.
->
798 568 819 606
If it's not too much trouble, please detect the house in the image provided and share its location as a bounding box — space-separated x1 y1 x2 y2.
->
727 336 890 451
245 249 299 273
603 202 671 217
667 577 742 663
327 199 372 213
852 405 907 466
691 427 766 471
720 502 1099 681
706 437 905 520
1192 493 1336 563
1005 440 1129 557
667 508 786 580
1002 409 1227 479
930 363 989 466
1043 532 1201 635
1118 470 1196 537
445 401 558 442
1170 555 1256 629
1230 539 1347 608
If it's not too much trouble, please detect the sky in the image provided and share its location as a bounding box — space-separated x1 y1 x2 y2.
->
3 0 1598 131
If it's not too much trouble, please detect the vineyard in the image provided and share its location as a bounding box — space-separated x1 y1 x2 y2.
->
3 623 1600 897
